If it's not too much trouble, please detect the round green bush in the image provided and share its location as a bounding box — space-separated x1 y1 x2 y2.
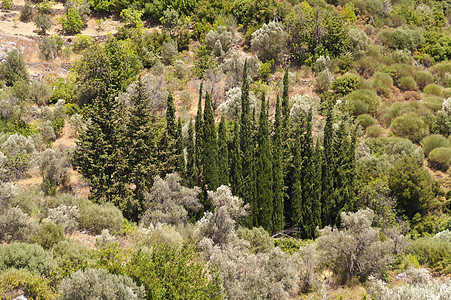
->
421 134 450 156
428 147 451 171
53 240 90 277
443 88 451 98
366 125 383 138
0 243 57 278
331 73 360 95
347 89 381 116
372 72 393 97
391 63 419 81
424 84 442 96
80 203 124 235
392 49 413 64
0 269 58 300
398 76 418 91
420 96 443 112
414 71 434 90
390 112 428 143
356 114 376 129
33 219 66 250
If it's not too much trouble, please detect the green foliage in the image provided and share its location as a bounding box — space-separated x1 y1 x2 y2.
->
0 207 38 243
80 203 124 235
390 112 428 143
73 34 94 52
35 0 53 14
33 13 52 35
388 156 438 219
251 21 287 63
428 147 451 171
0 242 57 278
348 28 370 58
421 95 443 113
331 73 360 96
120 8 143 28
33 219 65 250
388 27 424 51
0 49 29 86
0 269 58 300
356 114 376 129
1 0 12 10
39 35 63 60
59 268 146 299
424 84 442 96
372 72 393 97
60 7 84 34
367 124 383 138
398 76 418 91
392 49 413 64
237 226 274 253
421 134 450 156
347 89 381 116
20 2 34 22
414 71 434 91
409 237 451 274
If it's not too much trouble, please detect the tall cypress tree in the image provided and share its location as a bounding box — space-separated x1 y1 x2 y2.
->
186 119 196 187
240 60 256 225
202 92 219 192
311 137 323 235
282 69 290 131
230 121 243 197
218 115 229 187
166 91 177 139
321 103 334 227
289 122 303 235
272 94 284 234
195 83 203 186
256 93 273 230
176 118 185 180
158 91 179 176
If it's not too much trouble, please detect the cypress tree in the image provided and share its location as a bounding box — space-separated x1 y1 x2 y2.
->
176 118 186 180
202 92 219 192
272 94 284 234
311 137 323 235
158 92 179 176
289 122 303 236
230 121 243 197
321 103 334 227
218 115 229 186
282 69 290 131
256 93 273 231
195 83 203 185
166 91 177 139
186 119 196 187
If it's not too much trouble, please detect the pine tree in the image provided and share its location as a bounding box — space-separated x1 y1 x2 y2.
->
202 92 219 193
176 118 186 180
186 119 196 187
321 103 334 227
256 93 273 231
218 115 229 186
272 94 284 234
195 83 203 186
230 121 243 197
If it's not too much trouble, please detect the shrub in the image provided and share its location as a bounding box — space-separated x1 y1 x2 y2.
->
80 203 124 235
20 2 34 22
347 89 381 116
390 112 428 143
0 242 57 277
52 240 90 277
29 80 52 105
392 49 413 64
0 269 58 300
49 76 77 104
443 88 451 98
251 21 288 63
95 229 117 248
59 268 146 300
388 27 424 51
34 13 52 35
420 96 443 113
236 226 274 253
160 40 178 65
205 26 234 56
131 224 184 248
0 49 29 86
348 28 370 58
414 71 434 91
430 61 451 88
38 148 70 195
0 207 39 243
424 84 442 96
367 125 383 138
47 205 80 234
173 59 190 80
421 134 450 156
356 114 376 129
331 73 360 95
120 8 143 28
398 76 417 91
409 237 451 273
372 72 393 97
314 68 333 93
60 8 84 34
33 219 65 250
428 147 451 171
73 34 94 52
39 35 63 60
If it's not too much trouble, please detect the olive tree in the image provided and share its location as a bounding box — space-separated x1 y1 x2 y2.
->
251 21 288 63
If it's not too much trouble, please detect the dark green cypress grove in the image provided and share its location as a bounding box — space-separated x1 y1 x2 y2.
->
289 122 303 235
186 119 196 187
321 103 334 227
158 92 179 177
202 92 219 192
272 94 284 234
311 137 323 235
256 93 273 231
230 121 243 197
122 79 158 220
195 83 203 186
176 118 186 180
282 69 290 131
73 94 131 211
218 115 229 187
